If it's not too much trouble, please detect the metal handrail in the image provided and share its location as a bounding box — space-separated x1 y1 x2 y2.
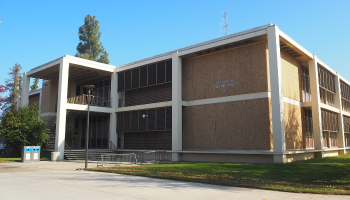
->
136 151 170 164
65 142 71 159
109 141 118 153
67 94 111 108
97 153 136 167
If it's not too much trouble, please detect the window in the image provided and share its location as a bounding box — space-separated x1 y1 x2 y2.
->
116 107 172 133
302 66 311 102
330 132 338 147
319 88 335 107
343 100 350 113
323 132 328 148
305 109 314 149
346 133 350 147
321 109 338 148
341 81 350 112
322 131 337 148
318 65 336 107
117 59 172 92
344 116 350 147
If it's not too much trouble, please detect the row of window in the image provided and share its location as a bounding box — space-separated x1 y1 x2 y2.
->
304 109 350 149
118 60 172 92
318 65 336 93
116 107 172 133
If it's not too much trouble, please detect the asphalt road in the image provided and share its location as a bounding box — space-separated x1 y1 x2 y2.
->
0 160 349 200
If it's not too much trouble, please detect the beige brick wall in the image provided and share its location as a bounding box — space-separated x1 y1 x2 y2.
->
182 41 269 101
281 51 303 101
284 102 305 150
182 98 273 150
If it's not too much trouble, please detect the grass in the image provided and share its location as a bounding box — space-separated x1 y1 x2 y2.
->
0 154 50 163
0 155 21 163
87 154 350 195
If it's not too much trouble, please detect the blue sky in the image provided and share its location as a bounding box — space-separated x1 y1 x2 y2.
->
0 0 349 90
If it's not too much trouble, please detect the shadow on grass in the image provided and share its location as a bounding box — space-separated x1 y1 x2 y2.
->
88 154 350 195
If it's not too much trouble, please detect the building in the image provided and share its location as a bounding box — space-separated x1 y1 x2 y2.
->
20 24 350 163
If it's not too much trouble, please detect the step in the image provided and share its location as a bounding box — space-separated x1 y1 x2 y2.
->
64 149 114 160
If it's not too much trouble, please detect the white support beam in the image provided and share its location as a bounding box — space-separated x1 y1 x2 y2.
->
53 57 69 161
172 51 182 161
335 73 346 154
110 71 118 148
267 25 286 163
309 55 324 157
21 72 30 106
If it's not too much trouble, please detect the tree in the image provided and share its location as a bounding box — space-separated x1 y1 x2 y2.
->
76 14 110 64
2 63 22 112
0 85 8 106
30 78 39 91
0 103 49 156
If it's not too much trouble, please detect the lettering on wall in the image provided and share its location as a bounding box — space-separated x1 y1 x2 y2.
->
43 83 49 88
213 79 235 89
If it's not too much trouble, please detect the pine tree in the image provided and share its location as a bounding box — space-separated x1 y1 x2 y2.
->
3 63 22 112
76 14 110 64
30 78 39 91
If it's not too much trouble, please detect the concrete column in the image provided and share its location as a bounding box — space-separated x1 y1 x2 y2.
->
21 72 30 106
39 89 42 111
52 57 69 161
335 73 345 154
267 25 286 163
16 96 21 109
109 70 118 148
172 51 182 161
308 55 324 157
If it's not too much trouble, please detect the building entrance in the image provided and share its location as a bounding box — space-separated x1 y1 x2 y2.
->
81 115 109 149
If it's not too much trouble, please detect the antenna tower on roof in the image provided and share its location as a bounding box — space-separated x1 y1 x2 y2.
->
218 10 231 37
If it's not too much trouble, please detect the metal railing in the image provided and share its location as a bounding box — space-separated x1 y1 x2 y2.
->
65 142 72 159
109 141 118 153
136 151 170 164
67 94 111 108
47 137 55 150
97 153 136 167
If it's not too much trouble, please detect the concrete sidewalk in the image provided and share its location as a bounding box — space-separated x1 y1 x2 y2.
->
0 161 349 200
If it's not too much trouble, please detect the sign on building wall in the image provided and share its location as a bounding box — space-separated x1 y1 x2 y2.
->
43 82 49 88
213 79 235 89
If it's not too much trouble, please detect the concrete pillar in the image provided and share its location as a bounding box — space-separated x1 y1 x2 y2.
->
172 51 182 161
335 73 345 154
267 25 286 163
39 89 42 111
16 96 21 109
21 72 30 106
308 55 324 157
52 57 69 161
109 70 118 148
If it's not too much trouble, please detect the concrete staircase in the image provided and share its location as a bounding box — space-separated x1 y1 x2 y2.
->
64 149 114 160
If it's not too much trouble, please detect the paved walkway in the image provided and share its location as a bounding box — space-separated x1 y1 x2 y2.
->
0 160 349 200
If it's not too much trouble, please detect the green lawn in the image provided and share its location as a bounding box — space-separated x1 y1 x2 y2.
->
0 155 21 163
0 155 50 163
88 154 350 195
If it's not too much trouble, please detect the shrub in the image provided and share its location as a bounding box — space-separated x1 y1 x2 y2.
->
0 103 49 156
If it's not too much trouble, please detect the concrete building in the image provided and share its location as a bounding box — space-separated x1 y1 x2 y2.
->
20 24 350 163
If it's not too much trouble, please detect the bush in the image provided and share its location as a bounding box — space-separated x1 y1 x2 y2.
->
0 103 49 156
